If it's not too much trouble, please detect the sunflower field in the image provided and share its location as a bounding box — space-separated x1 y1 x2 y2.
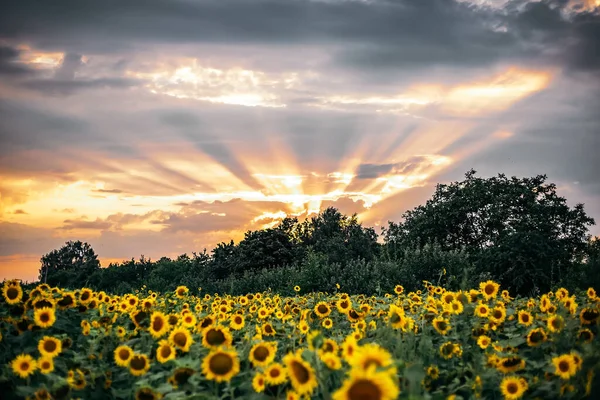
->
1 279 600 400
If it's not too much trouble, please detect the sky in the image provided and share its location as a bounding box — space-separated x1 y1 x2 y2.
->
1 0 599 282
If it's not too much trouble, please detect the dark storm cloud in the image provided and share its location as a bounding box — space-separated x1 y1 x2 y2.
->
1 0 598 74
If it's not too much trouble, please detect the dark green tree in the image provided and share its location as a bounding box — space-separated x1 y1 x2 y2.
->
383 170 595 294
38 240 101 288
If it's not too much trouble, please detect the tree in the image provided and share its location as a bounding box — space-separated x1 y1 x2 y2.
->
38 240 101 288
384 170 595 294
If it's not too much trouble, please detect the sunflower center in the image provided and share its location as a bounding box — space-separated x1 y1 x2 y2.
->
152 317 164 332
390 313 401 323
290 360 310 384
205 329 225 345
43 340 57 353
521 314 530 322
234 316 242 324
348 379 382 400
136 389 156 400
81 292 90 301
20 362 30 371
317 305 328 314
40 313 50 323
41 360 51 369
254 346 270 361
323 342 334 352
264 325 274 334
174 332 188 347
130 356 147 371
436 321 448 331
479 307 487 314
174 368 194 384
270 368 281 378
485 285 495 295
507 382 519 394
493 310 503 319
559 360 570 372
160 346 172 358
209 353 234 375
118 349 131 360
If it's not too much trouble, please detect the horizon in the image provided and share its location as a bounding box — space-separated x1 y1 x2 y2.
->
1 0 600 282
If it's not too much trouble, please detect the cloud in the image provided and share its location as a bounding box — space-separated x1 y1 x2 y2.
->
13 209 28 215
92 188 123 194
61 218 113 230
0 45 38 76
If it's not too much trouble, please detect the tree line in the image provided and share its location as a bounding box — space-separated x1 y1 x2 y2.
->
34 170 600 296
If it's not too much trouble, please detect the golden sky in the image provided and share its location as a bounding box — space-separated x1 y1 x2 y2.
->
1 0 599 282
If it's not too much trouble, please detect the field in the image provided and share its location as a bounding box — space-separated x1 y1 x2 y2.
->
1 280 599 400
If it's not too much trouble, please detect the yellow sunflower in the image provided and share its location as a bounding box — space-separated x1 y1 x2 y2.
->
496 357 526 374
249 341 277 367
38 357 54 374
252 372 266 393
230 314 245 330
34 307 56 328
38 336 62 358
169 327 194 352
156 340 176 364
202 326 233 349
283 350 318 396
175 286 189 298
547 315 565 332
474 303 490 318
499 376 528 400
11 354 37 378
2 282 23 305
578 328 594 343
432 317 451 335
527 328 547 347
517 310 533 326
129 354 151 376
477 335 491 349
552 354 578 380
114 345 134 367
67 369 87 390
480 280 500 300
332 364 400 400
314 302 332 318
262 322 276 337
264 362 288 386
320 352 342 370
580 308 600 325
348 344 396 376
135 388 162 400
201 347 240 383
149 311 169 339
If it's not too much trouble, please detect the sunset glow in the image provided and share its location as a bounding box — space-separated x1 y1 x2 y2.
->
1 0 599 282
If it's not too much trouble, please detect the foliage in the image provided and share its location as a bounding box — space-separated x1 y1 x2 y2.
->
383 170 596 295
38 241 101 288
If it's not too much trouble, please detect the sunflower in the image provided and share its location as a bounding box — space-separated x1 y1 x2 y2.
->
475 303 490 318
490 306 507 324
175 286 189 298
283 350 318 396
156 340 176 363
348 343 396 376
34 388 52 400
394 285 404 295
427 365 439 380
552 354 578 380
3 282 23 305
499 376 528 400
580 308 600 325
336 298 352 314
149 311 169 339
497 356 525 374
67 369 87 390
547 315 565 332
332 364 400 400
202 326 233 349
320 352 342 370
480 280 500 300
34 307 56 328
38 357 54 374
342 335 359 361
439 342 460 360
79 288 93 304
555 287 569 300
314 302 332 318
170 367 195 387
294 286 301 292
578 328 594 343
249 341 277 367
388 305 407 330
587 287 597 300
181 313 197 328
526 328 547 347
477 335 491 349
262 322 276 337
517 310 533 326
202 347 240 383
264 362 288 386
135 387 162 400
447 300 464 315
169 327 194 352
38 336 62 358
129 354 151 376
11 354 37 378
253 372 266 393
230 314 245 330
432 317 451 335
